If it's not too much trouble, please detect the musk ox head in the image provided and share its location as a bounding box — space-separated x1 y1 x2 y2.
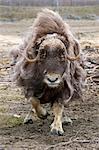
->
23 34 80 89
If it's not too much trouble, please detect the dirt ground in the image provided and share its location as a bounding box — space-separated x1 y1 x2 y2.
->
0 19 99 150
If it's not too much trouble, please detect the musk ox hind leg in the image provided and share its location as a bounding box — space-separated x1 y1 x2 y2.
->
51 102 64 136
62 115 73 125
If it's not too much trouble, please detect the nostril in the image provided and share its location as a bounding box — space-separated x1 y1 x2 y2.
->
47 77 58 83
55 77 58 81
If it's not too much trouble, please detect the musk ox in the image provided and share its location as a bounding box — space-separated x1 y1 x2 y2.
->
11 9 85 135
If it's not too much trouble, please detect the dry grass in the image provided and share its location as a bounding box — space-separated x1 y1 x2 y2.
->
0 5 99 21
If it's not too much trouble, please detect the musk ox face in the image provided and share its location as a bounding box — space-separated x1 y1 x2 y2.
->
37 37 67 88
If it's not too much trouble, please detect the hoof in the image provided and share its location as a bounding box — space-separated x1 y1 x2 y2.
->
62 116 73 125
24 118 33 124
50 129 64 136
38 112 48 119
37 110 49 119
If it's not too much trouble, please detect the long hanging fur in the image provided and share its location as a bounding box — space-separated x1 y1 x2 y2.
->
10 9 86 103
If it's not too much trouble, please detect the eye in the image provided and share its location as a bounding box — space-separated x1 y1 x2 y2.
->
60 54 65 61
40 49 47 60
58 49 65 61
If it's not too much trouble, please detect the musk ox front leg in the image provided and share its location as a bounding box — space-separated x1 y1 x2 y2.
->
30 97 47 119
24 97 47 124
51 102 64 136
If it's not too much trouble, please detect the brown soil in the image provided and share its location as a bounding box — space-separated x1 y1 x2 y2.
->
0 20 99 150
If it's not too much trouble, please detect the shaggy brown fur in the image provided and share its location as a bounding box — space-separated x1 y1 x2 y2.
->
10 9 86 135
11 9 85 102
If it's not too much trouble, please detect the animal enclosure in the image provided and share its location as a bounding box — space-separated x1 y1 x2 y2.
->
0 5 99 150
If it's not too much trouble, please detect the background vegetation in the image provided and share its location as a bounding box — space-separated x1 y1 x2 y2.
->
0 5 99 21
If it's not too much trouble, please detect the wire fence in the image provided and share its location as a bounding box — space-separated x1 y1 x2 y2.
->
0 0 99 6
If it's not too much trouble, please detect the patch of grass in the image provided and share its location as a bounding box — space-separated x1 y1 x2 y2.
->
0 5 99 21
0 114 23 127
6 116 23 127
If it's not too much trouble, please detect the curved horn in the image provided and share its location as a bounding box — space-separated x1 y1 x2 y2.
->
19 51 39 63
24 54 39 63
66 54 80 61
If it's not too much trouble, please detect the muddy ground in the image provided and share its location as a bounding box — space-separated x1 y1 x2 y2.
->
0 20 99 150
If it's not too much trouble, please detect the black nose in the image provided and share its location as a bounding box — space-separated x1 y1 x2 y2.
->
47 77 58 83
